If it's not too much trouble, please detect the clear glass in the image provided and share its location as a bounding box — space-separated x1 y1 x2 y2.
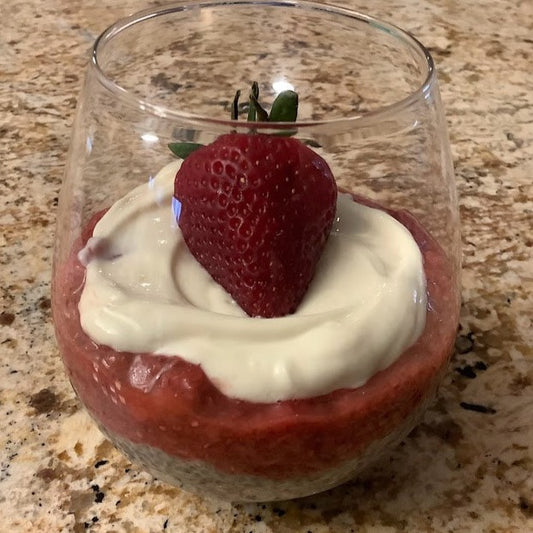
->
52 0 460 502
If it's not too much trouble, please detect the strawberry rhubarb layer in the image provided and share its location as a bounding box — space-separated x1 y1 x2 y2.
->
52 163 458 492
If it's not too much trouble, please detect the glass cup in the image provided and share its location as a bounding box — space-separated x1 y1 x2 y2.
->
52 0 460 502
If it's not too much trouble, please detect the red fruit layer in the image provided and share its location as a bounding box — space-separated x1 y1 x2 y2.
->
52 198 458 480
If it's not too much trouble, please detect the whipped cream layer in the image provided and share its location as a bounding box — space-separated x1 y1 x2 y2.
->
78 161 427 403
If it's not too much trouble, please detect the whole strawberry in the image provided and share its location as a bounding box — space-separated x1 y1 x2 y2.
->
172 85 337 318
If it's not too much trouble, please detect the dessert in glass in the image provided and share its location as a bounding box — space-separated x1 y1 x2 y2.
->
52 0 460 501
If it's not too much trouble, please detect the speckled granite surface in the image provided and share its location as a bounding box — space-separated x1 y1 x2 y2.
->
1 0 532 531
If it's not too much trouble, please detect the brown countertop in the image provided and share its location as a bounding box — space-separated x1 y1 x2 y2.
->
1 0 532 531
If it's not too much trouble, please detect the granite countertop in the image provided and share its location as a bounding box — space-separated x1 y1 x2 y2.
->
1 0 532 531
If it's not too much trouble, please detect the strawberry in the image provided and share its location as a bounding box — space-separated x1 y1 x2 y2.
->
171 84 337 318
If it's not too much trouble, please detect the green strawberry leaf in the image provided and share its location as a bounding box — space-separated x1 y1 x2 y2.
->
269 90 298 122
249 92 269 122
247 81 260 122
231 89 241 121
168 142 204 159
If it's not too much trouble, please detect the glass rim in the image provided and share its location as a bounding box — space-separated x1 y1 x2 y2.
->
91 0 436 130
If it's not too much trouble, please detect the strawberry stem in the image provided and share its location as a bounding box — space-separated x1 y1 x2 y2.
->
169 82 302 160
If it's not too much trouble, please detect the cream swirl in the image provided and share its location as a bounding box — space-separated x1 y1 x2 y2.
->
78 161 427 403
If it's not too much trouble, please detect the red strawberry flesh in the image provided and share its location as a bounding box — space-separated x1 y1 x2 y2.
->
174 133 337 318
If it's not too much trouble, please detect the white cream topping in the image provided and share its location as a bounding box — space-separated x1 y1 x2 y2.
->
78 161 427 403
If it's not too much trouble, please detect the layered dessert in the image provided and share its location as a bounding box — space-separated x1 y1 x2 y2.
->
53 88 458 501
53 169 457 500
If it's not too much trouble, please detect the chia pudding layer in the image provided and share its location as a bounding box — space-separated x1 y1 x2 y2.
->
52 198 458 501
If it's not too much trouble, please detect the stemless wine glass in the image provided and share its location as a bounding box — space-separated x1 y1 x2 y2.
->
52 0 460 502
